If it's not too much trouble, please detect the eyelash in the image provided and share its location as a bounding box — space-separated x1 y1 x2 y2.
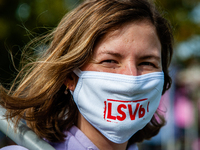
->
139 62 156 67
101 59 117 63
101 60 156 68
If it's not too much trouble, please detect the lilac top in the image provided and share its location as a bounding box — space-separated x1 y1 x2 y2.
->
49 126 99 150
0 146 28 150
0 126 138 150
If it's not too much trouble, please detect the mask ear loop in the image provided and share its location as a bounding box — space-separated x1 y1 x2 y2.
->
64 68 80 95
73 68 82 77
64 68 81 96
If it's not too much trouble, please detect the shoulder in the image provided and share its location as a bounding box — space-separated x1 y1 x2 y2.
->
49 126 99 150
127 143 138 150
0 145 28 150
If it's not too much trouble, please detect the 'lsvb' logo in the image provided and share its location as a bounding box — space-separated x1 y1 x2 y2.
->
103 98 149 123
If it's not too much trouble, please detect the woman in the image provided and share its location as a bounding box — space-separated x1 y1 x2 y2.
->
0 0 173 149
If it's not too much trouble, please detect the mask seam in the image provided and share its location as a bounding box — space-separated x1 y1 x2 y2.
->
74 69 164 80
80 76 164 83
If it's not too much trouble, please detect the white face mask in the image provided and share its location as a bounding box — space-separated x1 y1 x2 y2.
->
72 69 164 144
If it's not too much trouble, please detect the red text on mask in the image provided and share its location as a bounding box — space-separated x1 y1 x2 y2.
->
104 99 149 122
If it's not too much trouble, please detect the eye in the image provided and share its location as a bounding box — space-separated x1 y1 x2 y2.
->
100 59 119 69
101 59 118 64
139 62 156 67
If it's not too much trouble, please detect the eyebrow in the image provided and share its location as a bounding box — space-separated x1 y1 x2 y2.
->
139 55 161 62
98 51 123 58
98 51 161 61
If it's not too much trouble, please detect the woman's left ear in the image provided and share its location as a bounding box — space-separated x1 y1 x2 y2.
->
64 72 79 92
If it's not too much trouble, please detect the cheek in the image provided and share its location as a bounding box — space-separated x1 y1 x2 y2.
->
81 63 97 71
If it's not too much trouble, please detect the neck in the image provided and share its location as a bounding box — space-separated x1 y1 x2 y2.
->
77 113 128 150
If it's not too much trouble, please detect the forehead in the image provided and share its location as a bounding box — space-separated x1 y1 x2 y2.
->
93 20 161 56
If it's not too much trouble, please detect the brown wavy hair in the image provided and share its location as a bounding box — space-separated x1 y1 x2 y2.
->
0 0 173 144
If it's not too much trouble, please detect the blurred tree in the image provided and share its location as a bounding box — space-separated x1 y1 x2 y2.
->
157 0 200 41
0 0 81 87
156 0 200 65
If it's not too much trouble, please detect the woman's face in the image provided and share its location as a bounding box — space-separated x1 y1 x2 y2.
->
81 20 162 75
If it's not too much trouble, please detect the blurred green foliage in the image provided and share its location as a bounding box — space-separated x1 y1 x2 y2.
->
0 0 81 86
157 0 200 41
0 0 199 87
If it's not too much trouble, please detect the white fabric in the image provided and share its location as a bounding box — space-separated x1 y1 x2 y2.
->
72 69 164 144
